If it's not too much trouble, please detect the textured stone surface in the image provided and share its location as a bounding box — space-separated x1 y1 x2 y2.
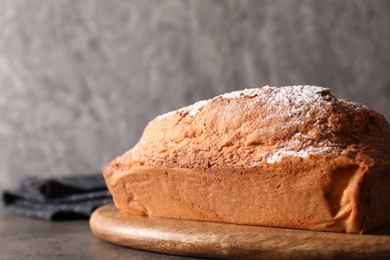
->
0 0 389 191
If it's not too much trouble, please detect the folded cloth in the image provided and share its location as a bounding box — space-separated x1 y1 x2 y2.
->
2 174 112 220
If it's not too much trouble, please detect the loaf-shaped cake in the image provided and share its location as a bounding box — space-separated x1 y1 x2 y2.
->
104 86 390 233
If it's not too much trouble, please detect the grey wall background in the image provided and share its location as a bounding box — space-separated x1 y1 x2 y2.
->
0 0 389 191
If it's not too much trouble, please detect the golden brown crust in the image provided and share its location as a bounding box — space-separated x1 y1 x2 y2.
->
104 86 390 233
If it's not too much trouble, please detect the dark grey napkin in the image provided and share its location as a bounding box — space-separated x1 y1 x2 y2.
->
2 175 112 220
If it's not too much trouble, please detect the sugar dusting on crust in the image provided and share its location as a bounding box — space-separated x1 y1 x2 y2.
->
148 85 371 166
221 85 331 104
156 87 267 120
156 85 335 121
184 100 210 116
265 146 333 164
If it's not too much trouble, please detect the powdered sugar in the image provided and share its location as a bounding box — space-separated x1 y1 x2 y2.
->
155 86 342 165
155 85 336 121
265 85 333 105
266 146 333 164
184 100 210 116
155 99 210 120
155 110 177 120
221 85 333 107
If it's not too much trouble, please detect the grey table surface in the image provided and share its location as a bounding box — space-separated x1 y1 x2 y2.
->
0 206 203 260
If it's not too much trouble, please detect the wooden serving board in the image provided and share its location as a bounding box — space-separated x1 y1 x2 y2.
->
90 204 390 259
